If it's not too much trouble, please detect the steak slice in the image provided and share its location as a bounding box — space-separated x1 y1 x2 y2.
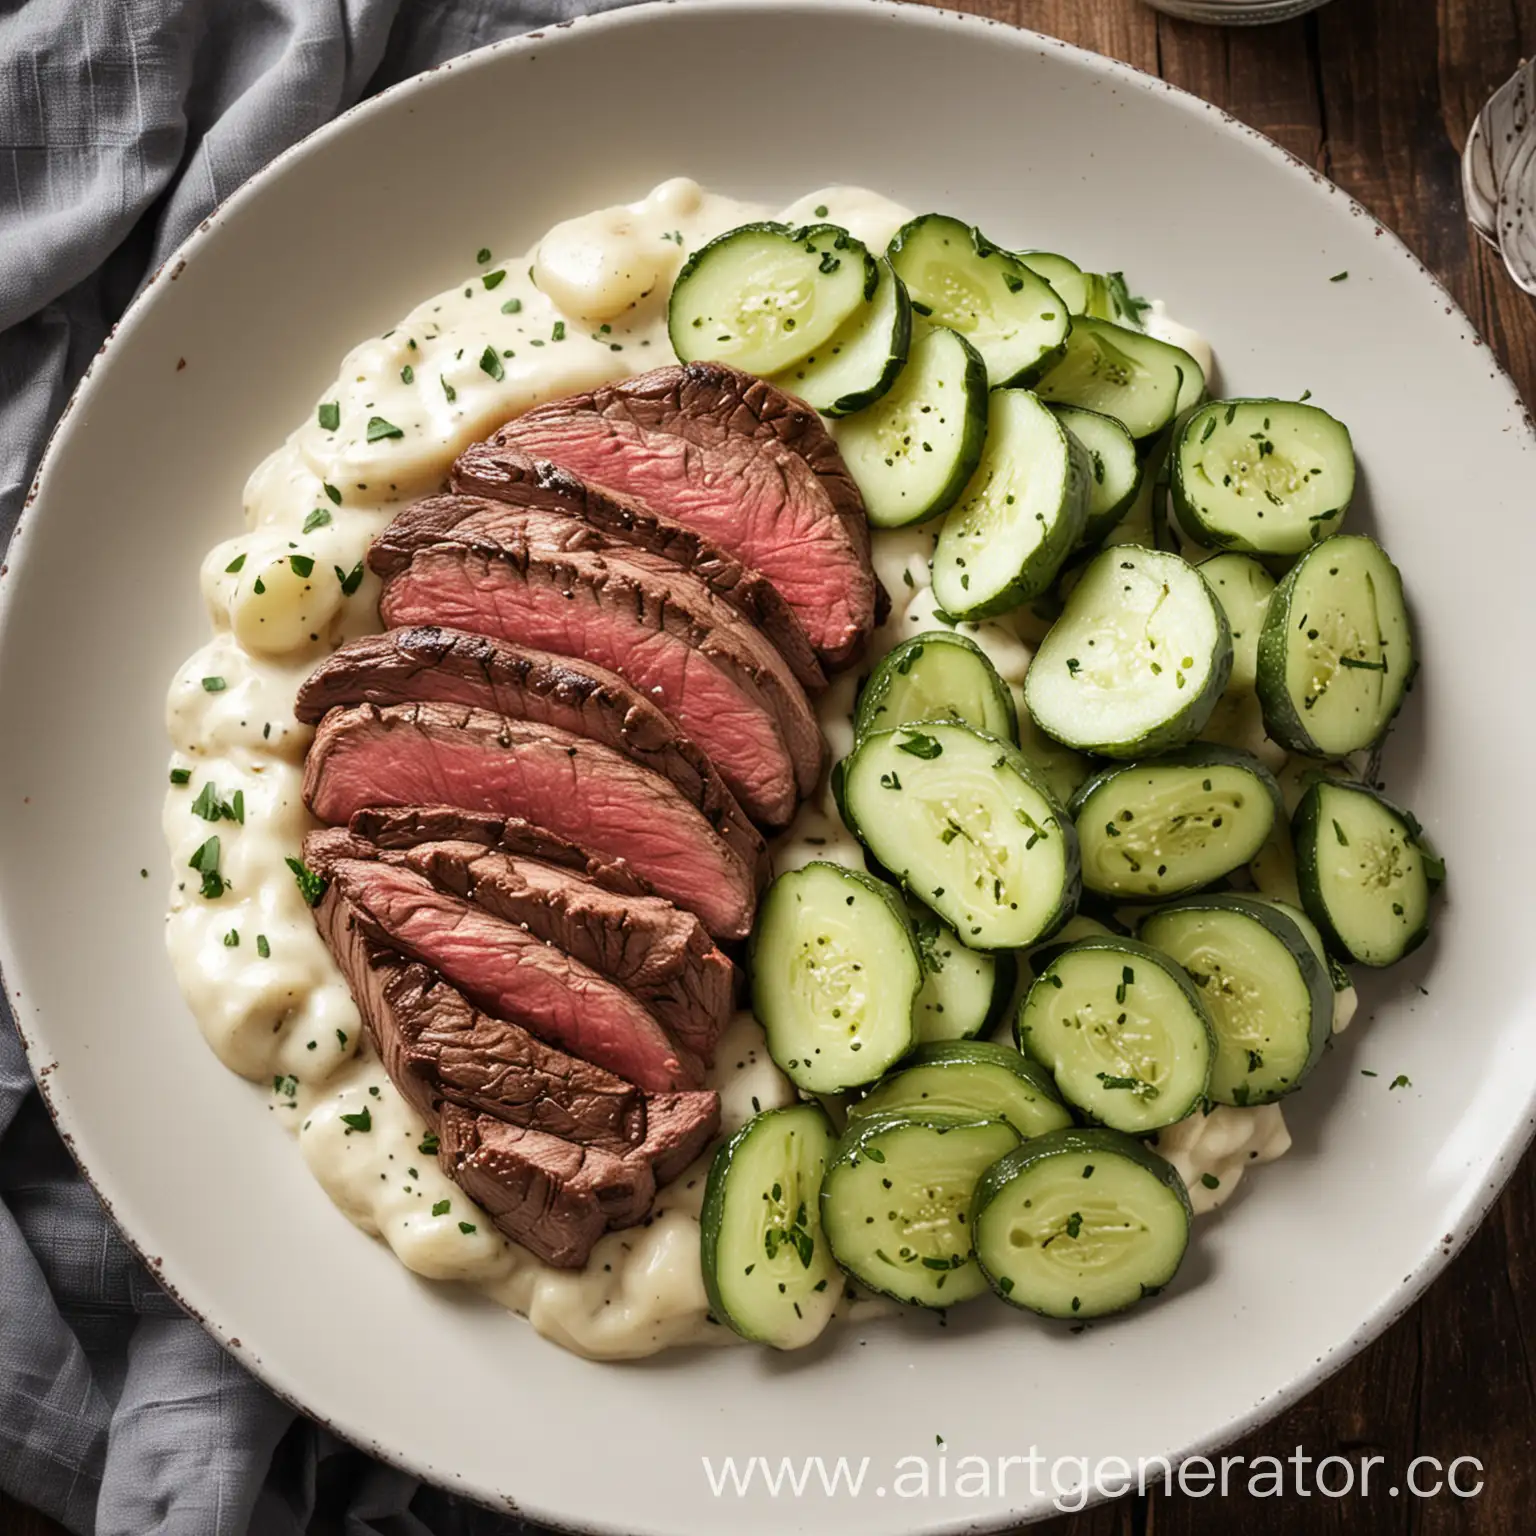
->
371 496 824 825
449 446 825 691
494 361 881 667
317 852 702 1092
349 804 651 897
405 839 733 1061
313 881 646 1147
295 629 754 861
303 702 762 939
639 1091 722 1185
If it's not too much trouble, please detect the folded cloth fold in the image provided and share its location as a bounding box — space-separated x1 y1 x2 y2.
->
0 1 642 1531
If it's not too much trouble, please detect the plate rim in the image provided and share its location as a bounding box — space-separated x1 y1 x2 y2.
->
0 1 1531 1528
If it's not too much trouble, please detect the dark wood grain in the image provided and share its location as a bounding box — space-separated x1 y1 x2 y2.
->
6 4 1532 1534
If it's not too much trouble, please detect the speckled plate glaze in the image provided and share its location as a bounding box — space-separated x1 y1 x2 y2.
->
0 3 1532 1531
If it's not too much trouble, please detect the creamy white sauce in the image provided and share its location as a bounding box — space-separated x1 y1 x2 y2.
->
164 181 1338 1354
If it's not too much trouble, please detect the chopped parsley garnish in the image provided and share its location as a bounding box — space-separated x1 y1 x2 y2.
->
335 561 365 596
188 837 225 900
501 297 522 314
302 508 332 534
285 855 328 907
169 767 192 785
1389 1074 1411 1090
190 781 243 824
458 1222 477 1235
479 346 505 381
366 415 404 442
289 554 315 578
1330 270 1349 282
418 1133 440 1156
440 375 457 403
323 482 342 506
340 1107 372 1133
482 269 506 290
400 364 414 384
896 730 943 760
552 321 566 342
223 929 239 947
225 553 246 574
317 401 340 431
1201 1173 1221 1190
256 934 270 959
201 676 227 692
432 1199 451 1216
476 247 492 265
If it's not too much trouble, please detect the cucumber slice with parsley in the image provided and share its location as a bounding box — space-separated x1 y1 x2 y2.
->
1017 937 1214 1134
749 862 919 1093
1292 778 1444 967
1140 894 1332 1106
1019 251 1093 315
820 1111 1021 1308
1173 399 1354 556
834 325 988 527
887 214 1070 386
855 630 1017 744
701 1104 844 1349
850 1040 1072 1139
972 1128 1191 1318
1023 546 1233 758
1068 745 1283 900
1034 319 1201 441
932 389 1092 619
841 722 1080 951
1051 405 1143 547
774 256 912 417
909 903 1018 1042
669 222 876 377
1198 552 1276 694
1255 534 1414 757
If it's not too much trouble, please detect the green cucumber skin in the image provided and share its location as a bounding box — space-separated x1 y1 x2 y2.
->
1139 892 1334 1103
798 259 913 418
1292 780 1444 967
840 724 1083 952
1052 404 1144 547
854 630 1019 745
863 1038 1066 1110
1254 534 1413 756
699 1103 839 1344
971 1126 1192 1317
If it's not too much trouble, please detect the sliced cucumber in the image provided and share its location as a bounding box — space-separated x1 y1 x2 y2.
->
820 1111 1021 1308
700 1104 844 1348
1140 894 1332 1106
1019 251 1092 315
1034 319 1202 441
855 630 1017 744
1255 534 1414 756
1013 705 1096 809
850 1040 1072 1138
972 1128 1191 1318
669 221 876 377
1173 399 1354 557
1023 546 1233 758
931 389 1092 619
1017 937 1214 1134
749 862 919 1093
1198 552 1276 694
841 722 1080 950
887 214 1070 386
834 326 988 528
909 903 1017 1042
1292 778 1444 967
1068 745 1283 900
774 256 912 417
1052 405 1143 547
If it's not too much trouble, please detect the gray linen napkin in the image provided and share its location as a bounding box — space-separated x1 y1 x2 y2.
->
0 2 643 1531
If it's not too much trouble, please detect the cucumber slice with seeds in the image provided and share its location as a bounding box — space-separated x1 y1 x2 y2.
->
855 630 1017 743
850 1040 1072 1138
834 326 988 528
1068 745 1282 900
820 1111 1021 1308
1173 399 1354 556
773 255 912 417
1017 937 1215 1133
887 214 1071 387
908 903 1018 1042
701 1104 844 1349
841 722 1081 951
669 221 876 377
1255 534 1414 756
1024 546 1233 758
749 862 920 1093
972 1128 1191 1318
1034 319 1202 441
1292 779 1444 967
1198 552 1276 694
1051 404 1143 547
932 389 1092 619
1140 894 1332 1106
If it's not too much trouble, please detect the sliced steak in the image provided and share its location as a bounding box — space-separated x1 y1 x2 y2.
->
295 629 753 855
313 881 646 1147
303 702 762 939
349 804 651 897
406 840 733 1061
371 497 823 824
449 446 825 691
638 1091 722 1185
493 361 881 667
317 852 701 1092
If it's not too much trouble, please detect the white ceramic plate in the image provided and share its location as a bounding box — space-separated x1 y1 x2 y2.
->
2 3 1533 1530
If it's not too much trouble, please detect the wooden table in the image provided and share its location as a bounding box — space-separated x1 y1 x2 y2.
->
4 2 1533 1532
